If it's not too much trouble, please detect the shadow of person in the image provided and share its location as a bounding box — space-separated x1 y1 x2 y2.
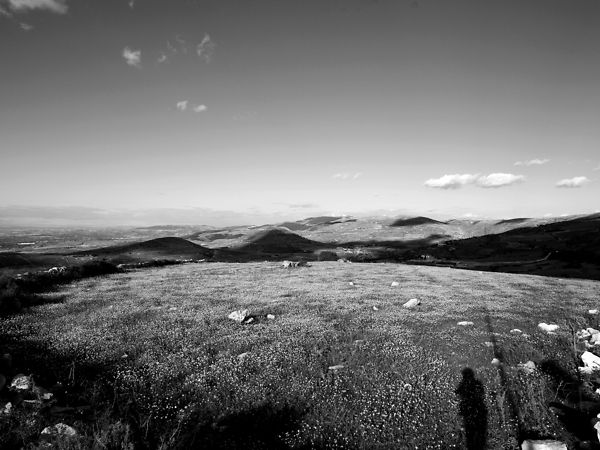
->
456 367 488 450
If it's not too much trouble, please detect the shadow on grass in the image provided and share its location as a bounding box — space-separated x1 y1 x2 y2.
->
177 402 310 450
540 359 600 442
456 367 487 449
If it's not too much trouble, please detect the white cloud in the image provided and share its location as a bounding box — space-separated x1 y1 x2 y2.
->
122 47 141 68
333 172 362 180
7 0 67 14
157 52 167 64
176 100 188 111
424 173 479 189
19 21 33 30
128 0 134 9
476 173 524 188
514 158 549 166
0 5 13 16
197 33 216 63
555 176 590 188
192 104 207 113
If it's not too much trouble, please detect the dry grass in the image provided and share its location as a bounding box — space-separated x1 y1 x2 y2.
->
2 262 599 449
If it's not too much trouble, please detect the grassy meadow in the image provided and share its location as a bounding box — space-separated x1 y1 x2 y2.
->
2 261 600 449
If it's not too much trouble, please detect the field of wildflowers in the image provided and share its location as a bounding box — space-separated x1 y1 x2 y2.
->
1 262 599 448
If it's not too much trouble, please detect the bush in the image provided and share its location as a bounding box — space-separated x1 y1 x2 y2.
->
317 251 339 261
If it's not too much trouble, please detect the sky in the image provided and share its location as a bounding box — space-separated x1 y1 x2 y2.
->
1 0 599 226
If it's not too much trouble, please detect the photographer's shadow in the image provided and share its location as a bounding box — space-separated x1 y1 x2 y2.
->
456 367 488 449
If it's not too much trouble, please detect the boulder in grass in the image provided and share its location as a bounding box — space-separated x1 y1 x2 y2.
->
10 374 32 391
510 329 523 335
457 321 474 327
328 365 345 371
403 299 420 309
266 314 275 320
521 440 567 450
228 309 249 323
590 309 599 315
582 351 600 371
391 281 400 287
41 423 78 439
518 361 536 375
538 323 559 333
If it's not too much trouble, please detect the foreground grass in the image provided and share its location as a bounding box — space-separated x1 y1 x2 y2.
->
2 262 600 449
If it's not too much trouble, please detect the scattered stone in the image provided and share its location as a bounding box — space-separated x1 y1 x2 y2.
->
582 351 600 371
580 366 595 375
588 328 600 336
1 402 12 415
484 341 494 347
518 361 536 375
282 260 308 268
591 334 600 346
538 323 559 333
510 329 523 335
521 440 567 450
457 321 474 327
348 282 354 286
41 423 78 439
237 352 249 360
121 354 128 359
403 299 420 309
578 329 593 340
403 383 412 391
372 306 379 311
243 316 255 325
491 358 501 366
590 309 599 315
228 309 249 323
266 314 275 320
596 388 600 396
10 374 32 391
354 339 365 345
328 365 345 371
391 281 400 287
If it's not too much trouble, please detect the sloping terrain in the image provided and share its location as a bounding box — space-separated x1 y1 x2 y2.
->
408 213 600 280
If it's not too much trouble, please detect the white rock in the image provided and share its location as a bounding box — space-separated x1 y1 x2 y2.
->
510 329 523 334
484 341 494 347
587 327 600 335
266 314 275 320
391 281 400 287
228 309 249 323
457 321 474 326
1 402 12 415
328 365 345 371
491 358 501 366
582 351 600 371
577 329 592 340
372 306 379 311
348 281 354 286
590 309 599 315
595 388 600 396
403 298 420 308
237 352 249 359
518 361 536 375
41 423 78 438
591 334 600 345
538 323 559 333
243 316 255 324
521 440 567 450
579 366 595 375
10 374 32 391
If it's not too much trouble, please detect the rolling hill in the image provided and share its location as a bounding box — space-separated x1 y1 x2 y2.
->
75 237 213 264
390 216 446 227
234 228 327 255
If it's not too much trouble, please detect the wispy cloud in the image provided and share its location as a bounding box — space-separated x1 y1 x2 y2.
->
156 52 168 64
19 21 33 30
122 47 141 68
556 176 590 188
197 33 216 63
514 158 549 167
192 104 207 113
476 173 524 188
176 100 188 111
593 165 600 171
424 173 479 189
0 5 12 16
333 172 362 180
6 0 68 14
128 0 134 9
425 173 524 189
